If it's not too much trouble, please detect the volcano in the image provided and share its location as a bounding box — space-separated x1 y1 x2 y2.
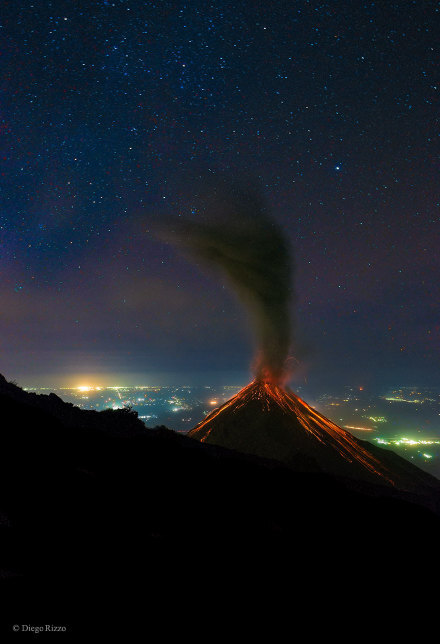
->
189 379 439 494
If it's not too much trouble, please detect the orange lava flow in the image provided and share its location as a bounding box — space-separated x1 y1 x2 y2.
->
190 380 396 485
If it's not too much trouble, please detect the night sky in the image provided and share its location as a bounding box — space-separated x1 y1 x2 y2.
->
1 1 439 390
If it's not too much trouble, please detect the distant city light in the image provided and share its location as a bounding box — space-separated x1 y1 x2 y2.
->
374 437 440 447
385 397 421 403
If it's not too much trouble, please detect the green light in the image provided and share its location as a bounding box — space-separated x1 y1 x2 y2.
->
374 436 440 448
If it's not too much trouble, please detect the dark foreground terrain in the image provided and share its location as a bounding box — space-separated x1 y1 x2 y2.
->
1 374 439 636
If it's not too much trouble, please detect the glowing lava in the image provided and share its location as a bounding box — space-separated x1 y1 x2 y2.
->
189 379 397 486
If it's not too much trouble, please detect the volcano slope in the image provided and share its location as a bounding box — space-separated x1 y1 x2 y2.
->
189 380 440 496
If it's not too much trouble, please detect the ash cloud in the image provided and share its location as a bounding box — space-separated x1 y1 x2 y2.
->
160 179 294 383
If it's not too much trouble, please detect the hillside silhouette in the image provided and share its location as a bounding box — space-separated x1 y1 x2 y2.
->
1 373 439 634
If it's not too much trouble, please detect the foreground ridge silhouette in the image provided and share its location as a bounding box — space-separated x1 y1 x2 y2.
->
1 373 440 634
189 379 440 493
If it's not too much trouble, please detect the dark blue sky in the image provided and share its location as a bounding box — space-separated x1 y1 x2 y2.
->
1 1 439 389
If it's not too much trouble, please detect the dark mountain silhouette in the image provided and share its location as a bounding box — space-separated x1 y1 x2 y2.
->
189 379 440 496
0 373 439 635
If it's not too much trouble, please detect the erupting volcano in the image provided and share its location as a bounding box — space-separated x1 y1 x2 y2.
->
167 180 439 495
189 379 438 492
189 379 392 484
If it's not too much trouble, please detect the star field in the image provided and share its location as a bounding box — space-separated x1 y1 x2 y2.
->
0 0 439 387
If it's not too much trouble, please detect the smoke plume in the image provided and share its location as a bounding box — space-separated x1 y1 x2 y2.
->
162 180 293 384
